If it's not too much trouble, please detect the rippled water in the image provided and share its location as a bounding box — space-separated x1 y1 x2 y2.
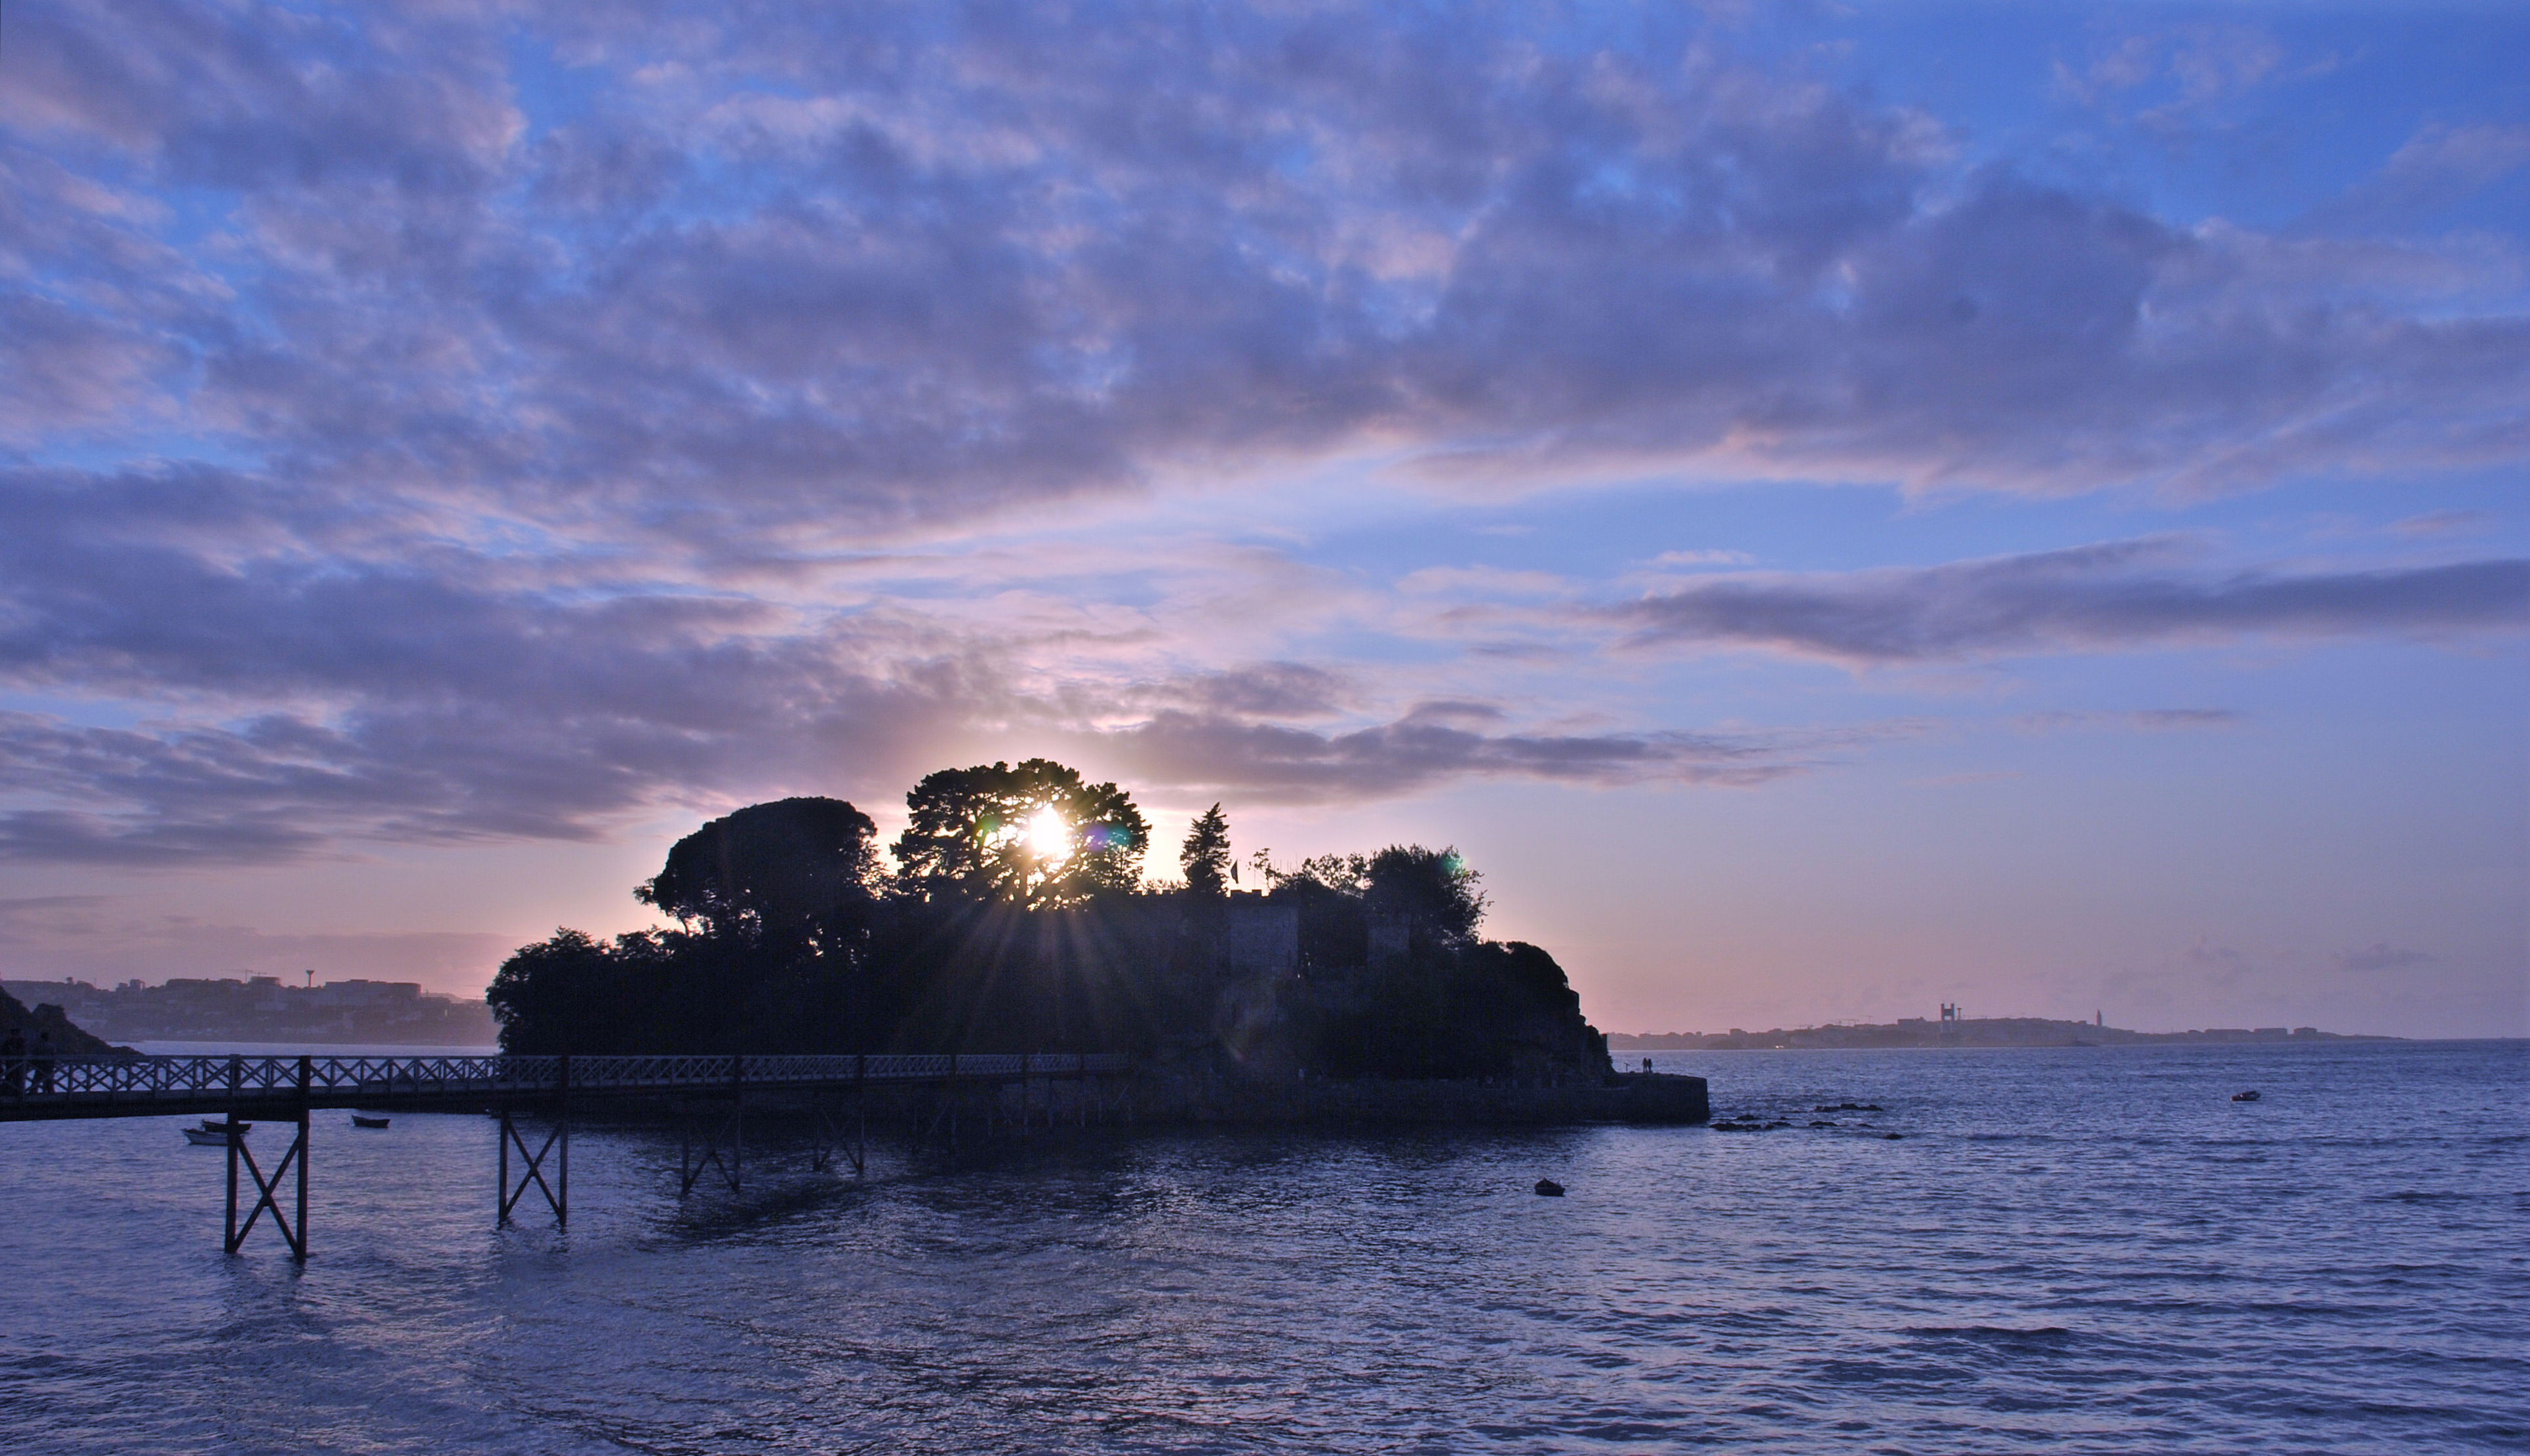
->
1 1040 2521 1453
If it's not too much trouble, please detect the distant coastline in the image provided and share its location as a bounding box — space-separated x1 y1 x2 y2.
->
1611 1015 2400 1050
2 975 497 1047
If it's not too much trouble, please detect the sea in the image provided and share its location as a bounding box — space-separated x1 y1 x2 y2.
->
0 1039 2520 1454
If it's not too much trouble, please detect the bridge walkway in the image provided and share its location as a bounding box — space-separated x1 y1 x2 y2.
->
0 1052 1135 1259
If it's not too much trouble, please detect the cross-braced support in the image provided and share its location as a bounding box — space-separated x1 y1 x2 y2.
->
920 1082 961 1144
806 1090 865 1176
496 1109 568 1225
679 1057 745 1196
225 1055 311 1259
678 1100 743 1194
224 1118 308 1257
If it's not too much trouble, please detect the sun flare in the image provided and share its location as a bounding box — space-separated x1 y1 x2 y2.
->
1022 804 1073 863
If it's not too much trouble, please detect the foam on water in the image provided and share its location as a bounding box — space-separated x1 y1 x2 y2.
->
0 1040 2522 1453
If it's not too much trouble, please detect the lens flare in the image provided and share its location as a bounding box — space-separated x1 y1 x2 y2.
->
1023 805 1073 863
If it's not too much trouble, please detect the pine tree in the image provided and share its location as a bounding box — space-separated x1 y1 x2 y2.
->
1181 803 1232 897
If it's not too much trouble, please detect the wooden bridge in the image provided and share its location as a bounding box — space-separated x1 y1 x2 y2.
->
0 1052 1132 1259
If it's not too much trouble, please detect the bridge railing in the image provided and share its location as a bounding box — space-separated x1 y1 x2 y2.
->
7 1051 1132 1104
22 1055 555 1099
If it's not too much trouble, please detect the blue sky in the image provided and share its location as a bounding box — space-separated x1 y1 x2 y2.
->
0 1 2521 1036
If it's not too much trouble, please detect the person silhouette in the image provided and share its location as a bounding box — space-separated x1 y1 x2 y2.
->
30 1030 56 1094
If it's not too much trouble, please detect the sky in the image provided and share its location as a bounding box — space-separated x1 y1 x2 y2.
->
0 0 2523 1038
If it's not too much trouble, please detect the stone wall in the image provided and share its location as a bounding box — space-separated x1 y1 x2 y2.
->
1224 899 1298 977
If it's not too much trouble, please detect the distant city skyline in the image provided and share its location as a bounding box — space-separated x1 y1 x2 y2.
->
0 1 2522 1039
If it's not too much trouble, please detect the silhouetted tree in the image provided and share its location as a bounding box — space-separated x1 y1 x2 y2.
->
1181 803 1231 897
1261 852 1368 969
487 928 679 1054
1365 844 1486 945
486 766 1600 1076
636 797 880 956
1262 848 1484 965
892 758 1147 907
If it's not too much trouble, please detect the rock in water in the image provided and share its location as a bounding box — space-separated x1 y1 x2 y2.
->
1533 1178 1566 1197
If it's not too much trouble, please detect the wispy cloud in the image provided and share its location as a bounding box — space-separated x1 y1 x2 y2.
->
1084 712 1921 802
1608 539 2530 663
2309 121 2530 229
2335 943 2436 974
2013 709 2240 734
2389 510 2498 539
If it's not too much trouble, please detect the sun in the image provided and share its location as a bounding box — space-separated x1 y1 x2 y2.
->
1021 804 1074 864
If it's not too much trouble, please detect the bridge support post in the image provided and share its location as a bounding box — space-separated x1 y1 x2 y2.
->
558 1055 570 1221
496 1063 568 1228
497 1110 568 1225
677 1055 744 1196
294 1056 309 1257
808 1063 865 1177
224 1056 240 1247
222 1056 309 1260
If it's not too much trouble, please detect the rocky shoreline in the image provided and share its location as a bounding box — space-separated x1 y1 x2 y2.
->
0 988 132 1057
1126 1069 1709 1127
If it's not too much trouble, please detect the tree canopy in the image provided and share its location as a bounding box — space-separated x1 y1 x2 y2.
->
636 796 879 954
488 757 1600 1082
891 758 1147 907
1364 844 1486 945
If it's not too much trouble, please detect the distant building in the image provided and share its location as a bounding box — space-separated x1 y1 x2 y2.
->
0 975 493 1045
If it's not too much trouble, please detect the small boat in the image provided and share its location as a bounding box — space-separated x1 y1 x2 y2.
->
1533 1178 1566 1197
2232 1090 2261 1102
199 1118 252 1134
349 1114 391 1130
184 1126 240 1146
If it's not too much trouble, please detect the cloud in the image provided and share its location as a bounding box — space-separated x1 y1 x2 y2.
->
2013 709 2240 734
1608 538 2530 663
2311 122 2530 229
1907 770 2023 788
0 464 1904 857
2 2 2526 869
2334 943 2436 974
1085 711 1915 802
0 689 1908 863
0 0 2521 534
1397 566 1570 599
1129 663 1354 720
1650 549 1758 569
0 456 2514 867
0 707 660 863
2389 510 2497 539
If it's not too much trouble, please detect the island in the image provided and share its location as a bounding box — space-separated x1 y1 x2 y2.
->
490 758 1706 1126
